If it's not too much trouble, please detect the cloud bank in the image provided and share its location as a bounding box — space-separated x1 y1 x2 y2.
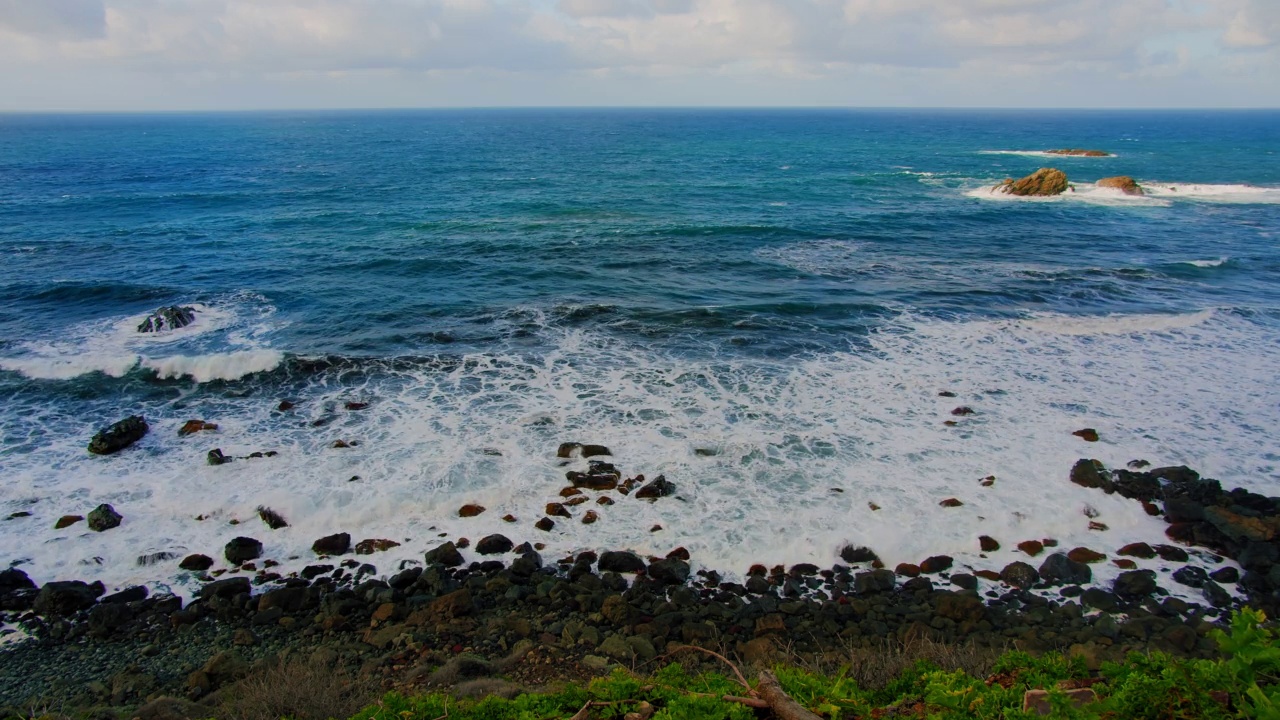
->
0 0 1275 109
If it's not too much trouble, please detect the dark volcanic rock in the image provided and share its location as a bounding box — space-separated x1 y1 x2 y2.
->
839 545 879 564
34 580 103 616
256 506 288 530
475 534 514 555
101 585 148 604
425 541 464 567
648 558 691 585
919 555 953 574
1000 561 1039 589
1118 542 1156 559
1069 459 1112 493
87 503 123 532
311 533 351 556
137 305 196 333
207 448 230 466
87 416 149 455
951 573 977 590
598 551 645 574
854 569 896 594
1210 566 1240 584
534 517 555 532
0 568 36 593
198 576 250 600
224 537 263 565
1039 553 1091 586
1203 580 1232 608
979 535 1000 552
179 554 214 571
634 475 675 500
1112 470 1161 502
1114 569 1158 599
1172 566 1209 588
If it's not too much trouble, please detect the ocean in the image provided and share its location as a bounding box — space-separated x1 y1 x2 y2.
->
1 109 1278 600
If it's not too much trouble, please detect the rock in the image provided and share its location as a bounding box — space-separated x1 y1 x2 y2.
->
648 558 690 585
545 503 571 518
511 551 542 577
256 506 288 530
458 504 486 518
895 563 920 577
54 514 84 529
951 573 977 590
582 510 599 524
138 305 196 333
999 168 1069 196
476 534 513 555
232 628 258 646
1096 176 1143 195
1172 566 1209 588
1000 562 1039 589
1202 581 1232 608
87 503 123 532
101 585 148 604
0 568 35 594
1113 559 1137 570
854 569 896 594
343 401 369 411
1081 588 1118 612
300 564 332 580
429 588 473 618
1067 547 1106 564
598 634 633 660
559 487 582 498
1113 570 1158 599
224 537 263 565
1154 544 1190 562
1018 540 1045 557
840 545 879 564
951 406 975 416
975 570 1001 581
1044 149 1110 157
1112 471 1161 502
201 650 249 687
87 415 149 455
919 555 953 574
178 420 217 437
1210 566 1240 584
1039 553 1091 586
1118 542 1155 559
556 442 582 458
198 576 250 599
598 551 645 574
355 538 401 554
979 535 1000 552
1205 506 1278 543
312 532 351 556
425 541 464 568
582 444 611 457
179 553 214 571
207 448 230 466
934 592 984 622
1072 428 1100 441
534 517 555 532
502 514 518 522
1069 459 1112 492
34 580 103 616
634 475 675 500
939 498 963 508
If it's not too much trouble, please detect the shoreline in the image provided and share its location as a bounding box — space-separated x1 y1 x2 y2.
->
2 457 1277 712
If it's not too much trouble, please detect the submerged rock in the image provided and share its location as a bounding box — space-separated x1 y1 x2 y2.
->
635 475 675 500
87 503 123 532
178 420 218 437
137 305 196 333
88 416 149 455
999 168 1069 196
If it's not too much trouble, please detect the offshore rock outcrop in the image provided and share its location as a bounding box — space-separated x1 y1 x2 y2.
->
998 168 1069 196
136 305 196 333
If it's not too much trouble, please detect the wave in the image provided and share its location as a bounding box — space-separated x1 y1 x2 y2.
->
1016 308 1218 336
1142 183 1280 204
1178 258 1230 269
141 350 285 382
979 150 1114 158
967 180 1280 206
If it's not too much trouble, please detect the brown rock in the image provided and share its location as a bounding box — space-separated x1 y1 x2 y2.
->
582 510 599 525
1141 501 1161 516
999 168 1069 196
1067 547 1106 564
1042 538 1059 547
178 420 218 437
1045 149 1110 157
534 517 555 532
940 498 963 508
559 487 583 498
331 440 351 449
650 524 663 532
1096 176 1143 195
919 555 953 574
371 602 397 624
951 406 975 416
975 570 1001 581
895 563 920 577
979 476 996 487
1072 428 1099 442
455 537 469 548
277 400 295 411
354 538 400 555
868 502 881 511
564 496 588 507
55 515 83 529
1113 559 1137 569
667 547 690 561
597 496 615 505
979 535 1000 552
502 514 517 523
458 504 486 518
1088 521 1109 532
545 502 571 518
1118 542 1155 559
429 589 473 619
755 614 787 635
1018 540 1045 557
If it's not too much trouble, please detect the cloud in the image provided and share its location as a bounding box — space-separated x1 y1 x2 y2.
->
0 0 105 39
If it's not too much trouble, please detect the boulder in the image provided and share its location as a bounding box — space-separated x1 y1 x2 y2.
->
1210 566 1240 584
999 168 1069 196
1069 459 1112 492
87 416 149 455
647 558 690 585
0 568 36 593
55 514 84 529
635 475 675 500
1172 566 1208 588
207 448 230 466
1017 540 1045 557
425 541 464 568
978 536 1000 552
1096 176 1143 195
854 569 896 594
87 503 123 532
1113 569 1158 599
1072 428 1100 442
1067 547 1106 564
475 534 514 555
839 545 879 564
1202 581 1232 608
1038 553 1091 586
137 305 196 333
223 537 263 565
534 517 555 532
311 533 351 556
598 551 645 574
198 576 251 600
545 502 571 518
355 538 401 554
34 580 103 616
458 504 486 518
919 555 953 574
1204 506 1278 543
179 554 214 571
178 420 217 437
1117 542 1156 559
1000 561 1039 589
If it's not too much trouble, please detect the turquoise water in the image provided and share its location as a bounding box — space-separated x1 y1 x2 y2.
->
1 109 1278 592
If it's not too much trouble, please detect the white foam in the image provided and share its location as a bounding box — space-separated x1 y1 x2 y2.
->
980 150 1114 158
1181 258 1230 268
967 181 1280 206
142 350 284 382
1143 183 1280 204
0 306 1272 601
965 183 1171 207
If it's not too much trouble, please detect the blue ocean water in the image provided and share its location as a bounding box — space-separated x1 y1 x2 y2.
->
1 109 1279 594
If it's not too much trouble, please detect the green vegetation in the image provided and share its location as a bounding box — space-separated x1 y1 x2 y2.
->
350 609 1279 719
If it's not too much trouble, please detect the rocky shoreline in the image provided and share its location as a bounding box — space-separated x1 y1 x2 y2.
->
2 452 1278 716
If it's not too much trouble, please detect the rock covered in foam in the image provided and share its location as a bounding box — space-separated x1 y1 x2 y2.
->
87 415 148 455
1096 176 1144 195
998 168 1069 196
1045 148 1110 157
137 305 196 333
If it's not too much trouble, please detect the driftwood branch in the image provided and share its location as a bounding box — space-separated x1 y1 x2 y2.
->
665 644 752 691
757 670 823 720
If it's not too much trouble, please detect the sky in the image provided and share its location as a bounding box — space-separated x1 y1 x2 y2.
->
0 0 1277 111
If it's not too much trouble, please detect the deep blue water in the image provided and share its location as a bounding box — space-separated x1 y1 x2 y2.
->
2 109 1279 589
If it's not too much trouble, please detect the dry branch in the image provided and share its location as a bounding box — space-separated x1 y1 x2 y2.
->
757 669 824 720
